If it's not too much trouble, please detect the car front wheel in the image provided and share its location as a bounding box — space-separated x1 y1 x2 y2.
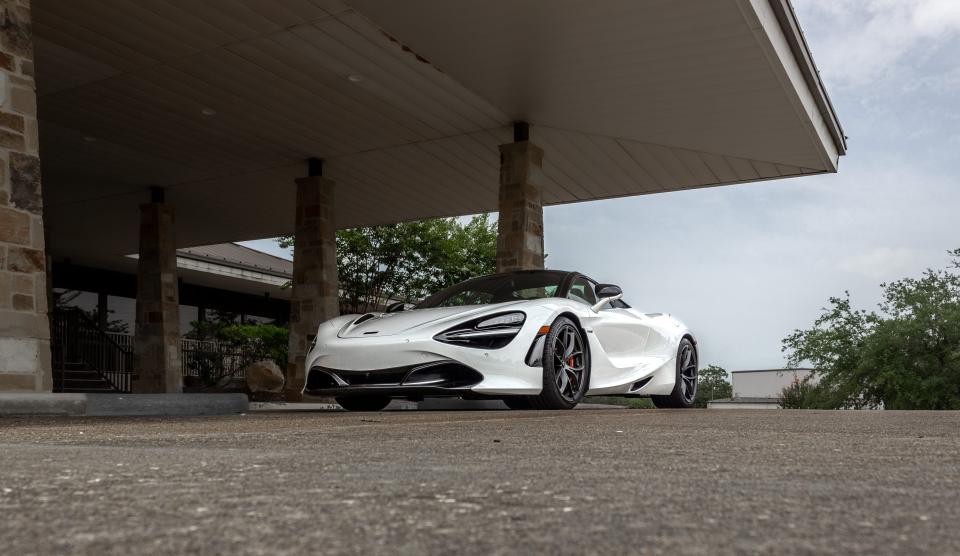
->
527 317 590 410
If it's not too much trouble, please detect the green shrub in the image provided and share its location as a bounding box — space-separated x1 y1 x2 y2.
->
778 377 833 409
218 323 289 370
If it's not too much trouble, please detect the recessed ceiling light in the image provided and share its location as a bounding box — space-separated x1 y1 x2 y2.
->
201 107 217 116
347 74 364 83
83 135 96 142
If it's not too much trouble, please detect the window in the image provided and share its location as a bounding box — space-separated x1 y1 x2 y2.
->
567 277 597 305
418 271 567 308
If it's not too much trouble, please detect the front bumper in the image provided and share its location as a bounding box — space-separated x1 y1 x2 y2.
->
304 361 487 398
304 314 552 396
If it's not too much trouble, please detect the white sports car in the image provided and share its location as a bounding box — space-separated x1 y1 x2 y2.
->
303 270 698 411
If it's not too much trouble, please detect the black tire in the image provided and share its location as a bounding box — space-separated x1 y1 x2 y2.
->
502 397 532 410
527 317 590 410
651 338 698 409
336 396 392 412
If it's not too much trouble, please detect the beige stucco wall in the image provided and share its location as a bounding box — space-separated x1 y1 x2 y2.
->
732 369 816 399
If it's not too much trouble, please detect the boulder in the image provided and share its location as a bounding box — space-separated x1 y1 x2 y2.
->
244 360 285 394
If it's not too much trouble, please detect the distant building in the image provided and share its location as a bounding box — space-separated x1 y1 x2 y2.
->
708 369 816 410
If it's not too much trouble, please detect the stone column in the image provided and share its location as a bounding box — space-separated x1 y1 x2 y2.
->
496 125 545 272
132 198 182 393
0 0 52 392
284 173 338 402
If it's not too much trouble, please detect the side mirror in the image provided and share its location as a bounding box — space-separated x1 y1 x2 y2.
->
591 284 623 313
595 284 622 298
386 301 413 313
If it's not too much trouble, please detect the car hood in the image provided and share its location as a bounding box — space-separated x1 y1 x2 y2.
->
337 301 526 338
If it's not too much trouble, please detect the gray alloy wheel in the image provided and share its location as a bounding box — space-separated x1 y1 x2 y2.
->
652 338 698 409
527 317 590 410
553 323 587 402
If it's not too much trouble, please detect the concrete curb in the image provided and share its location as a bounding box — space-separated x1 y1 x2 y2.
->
0 393 87 416
0 393 249 416
86 394 249 416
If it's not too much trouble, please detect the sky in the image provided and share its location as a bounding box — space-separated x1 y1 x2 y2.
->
244 0 960 371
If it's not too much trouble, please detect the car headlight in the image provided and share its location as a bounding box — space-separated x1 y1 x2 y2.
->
434 312 526 349
476 312 525 329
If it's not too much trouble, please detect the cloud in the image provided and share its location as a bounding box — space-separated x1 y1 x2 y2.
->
796 0 960 88
837 247 933 282
541 141 960 371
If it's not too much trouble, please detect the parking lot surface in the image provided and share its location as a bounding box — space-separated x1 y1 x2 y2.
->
1 409 958 555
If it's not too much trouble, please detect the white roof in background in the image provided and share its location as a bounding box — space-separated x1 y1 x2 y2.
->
34 0 844 269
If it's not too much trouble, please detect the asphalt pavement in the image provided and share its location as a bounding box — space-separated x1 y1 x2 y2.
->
1 409 958 555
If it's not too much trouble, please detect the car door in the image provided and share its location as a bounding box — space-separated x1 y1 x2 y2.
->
572 277 652 362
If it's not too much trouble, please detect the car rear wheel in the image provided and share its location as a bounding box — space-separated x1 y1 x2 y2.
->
527 317 590 410
336 396 391 412
651 338 698 409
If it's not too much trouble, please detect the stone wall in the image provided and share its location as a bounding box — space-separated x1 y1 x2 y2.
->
496 141 545 272
0 0 51 392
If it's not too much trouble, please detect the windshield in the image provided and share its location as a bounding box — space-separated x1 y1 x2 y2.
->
417 271 568 308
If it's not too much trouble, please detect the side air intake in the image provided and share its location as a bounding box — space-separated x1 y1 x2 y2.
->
630 377 652 392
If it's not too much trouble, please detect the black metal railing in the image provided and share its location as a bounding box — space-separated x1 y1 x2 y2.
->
51 308 134 393
51 310 278 391
180 338 255 384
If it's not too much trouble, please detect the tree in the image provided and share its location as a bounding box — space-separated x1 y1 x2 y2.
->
278 214 498 313
782 249 960 410
781 293 872 409
694 364 732 408
778 376 832 409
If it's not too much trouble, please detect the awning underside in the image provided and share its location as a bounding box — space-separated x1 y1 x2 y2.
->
33 0 842 265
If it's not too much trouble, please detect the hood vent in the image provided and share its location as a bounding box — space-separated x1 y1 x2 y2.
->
352 313 378 325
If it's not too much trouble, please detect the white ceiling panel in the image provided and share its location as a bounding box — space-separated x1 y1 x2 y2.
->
32 0 842 266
